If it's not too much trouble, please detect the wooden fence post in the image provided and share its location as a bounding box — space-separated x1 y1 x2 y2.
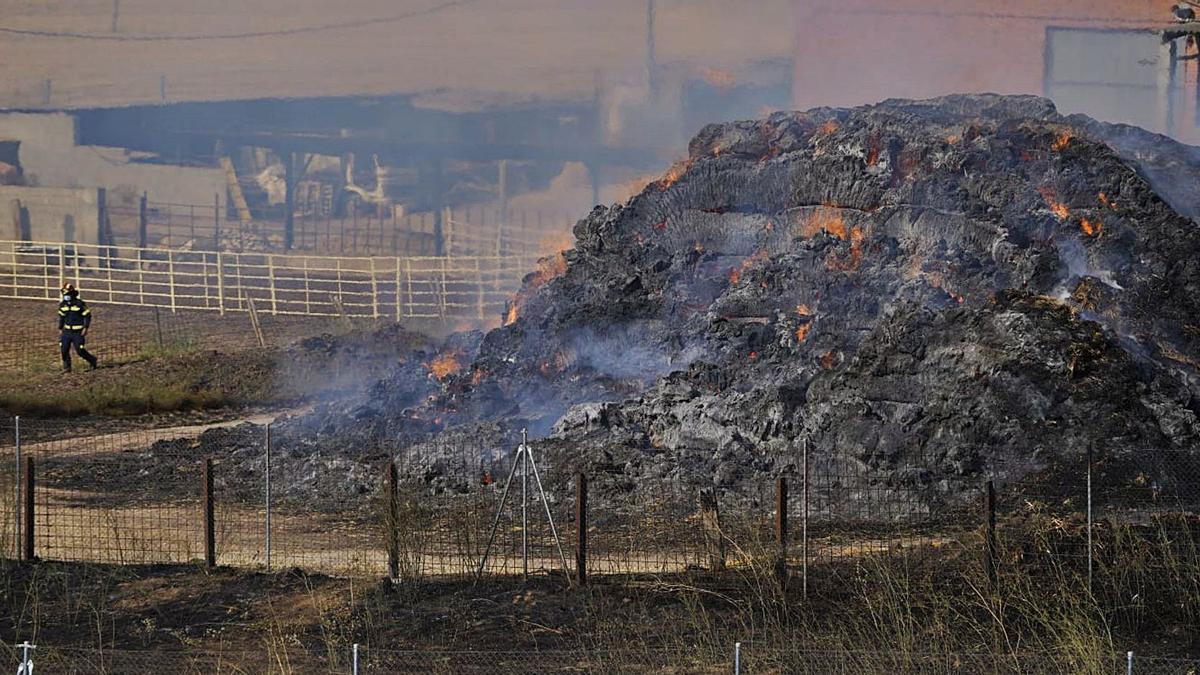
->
699 489 725 571
203 458 215 567
775 476 788 582
576 472 587 586
384 461 399 580
21 456 34 562
984 479 997 589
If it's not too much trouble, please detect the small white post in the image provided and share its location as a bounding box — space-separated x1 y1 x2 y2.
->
734 641 742 675
394 257 402 322
352 643 360 675
1127 650 1134 675
17 641 36 675
216 251 225 315
167 248 177 313
369 257 379 319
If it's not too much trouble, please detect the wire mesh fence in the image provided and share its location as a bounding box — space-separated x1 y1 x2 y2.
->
4 642 1198 675
1 414 1197 592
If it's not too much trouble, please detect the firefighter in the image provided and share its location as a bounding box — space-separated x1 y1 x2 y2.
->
57 283 98 372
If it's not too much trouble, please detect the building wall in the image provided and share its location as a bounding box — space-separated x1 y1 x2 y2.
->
1 185 101 243
792 1 1197 140
0 112 226 208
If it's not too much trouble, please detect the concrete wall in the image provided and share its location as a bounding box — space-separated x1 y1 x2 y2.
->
0 112 226 209
1 185 101 243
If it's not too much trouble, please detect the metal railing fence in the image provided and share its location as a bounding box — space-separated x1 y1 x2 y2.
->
0 239 540 321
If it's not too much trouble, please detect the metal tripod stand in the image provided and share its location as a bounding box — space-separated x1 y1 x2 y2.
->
476 429 571 582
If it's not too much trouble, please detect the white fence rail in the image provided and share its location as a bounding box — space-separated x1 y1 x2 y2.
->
0 240 541 321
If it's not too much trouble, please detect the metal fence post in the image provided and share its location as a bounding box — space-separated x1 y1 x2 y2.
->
802 439 809 599
216 251 225 315
1126 650 1133 675
21 455 33 561
202 458 215 567
1087 444 1093 596
352 643 360 675
369 257 379 319
775 476 788 583
384 460 399 580
985 479 997 589
265 423 272 571
138 193 148 248
576 472 587 586
13 415 20 559
734 641 742 675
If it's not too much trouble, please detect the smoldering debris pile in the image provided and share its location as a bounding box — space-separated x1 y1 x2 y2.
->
216 94 1200 507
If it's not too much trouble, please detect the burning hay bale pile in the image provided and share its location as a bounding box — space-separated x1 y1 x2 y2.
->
248 94 1200 507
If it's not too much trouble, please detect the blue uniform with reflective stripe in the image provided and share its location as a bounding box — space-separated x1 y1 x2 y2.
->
58 294 96 370
58 297 92 331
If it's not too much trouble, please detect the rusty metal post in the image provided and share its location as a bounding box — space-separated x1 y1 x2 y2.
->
984 479 997 589
384 460 399 580
775 476 788 582
21 456 33 561
575 472 587 586
202 458 215 567
802 440 809 599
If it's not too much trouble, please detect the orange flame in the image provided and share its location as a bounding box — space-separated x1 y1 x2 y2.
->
795 303 812 316
728 250 769 284
795 323 812 342
1051 131 1072 152
1080 218 1102 237
798 206 848 240
817 120 839 135
1098 192 1117 210
505 252 568 326
946 135 960 145
865 134 882 166
657 157 695 191
426 350 463 380
826 227 866 272
1037 187 1070 221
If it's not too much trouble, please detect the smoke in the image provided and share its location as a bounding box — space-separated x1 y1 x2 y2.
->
562 322 707 381
792 1 1167 113
1054 234 1123 292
